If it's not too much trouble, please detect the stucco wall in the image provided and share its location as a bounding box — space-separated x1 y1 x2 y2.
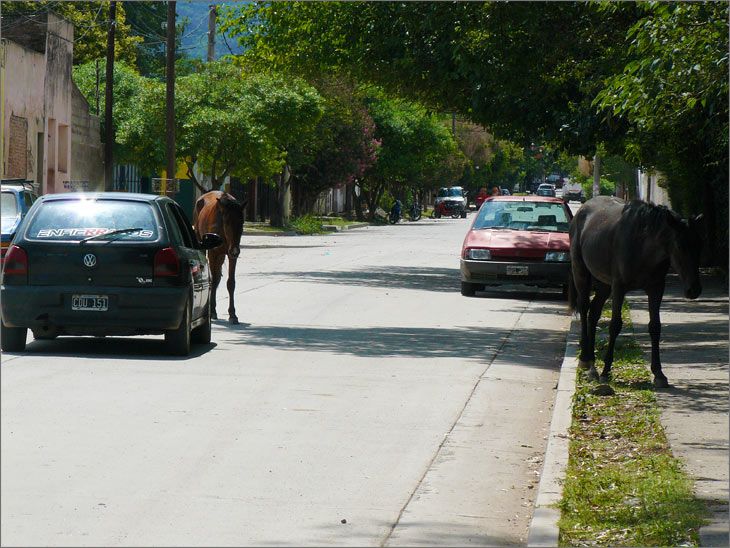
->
71 84 104 191
636 170 671 207
2 41 46 189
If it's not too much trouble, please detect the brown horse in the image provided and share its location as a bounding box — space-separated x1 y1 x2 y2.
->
193 191 246 324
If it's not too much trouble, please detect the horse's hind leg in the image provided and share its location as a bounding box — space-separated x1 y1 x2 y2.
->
586 283 611 381
646 282 668 388
227 256 239 324
600 285 626 383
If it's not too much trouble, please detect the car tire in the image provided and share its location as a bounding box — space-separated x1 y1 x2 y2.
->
191 297 212 344
165 299 191 356
1 320 27 352
460 211 467 218
461 282 478 297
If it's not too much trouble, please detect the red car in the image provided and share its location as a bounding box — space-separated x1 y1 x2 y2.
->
460 195 573 297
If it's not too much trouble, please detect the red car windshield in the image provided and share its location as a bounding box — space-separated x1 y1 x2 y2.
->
473 200 570 232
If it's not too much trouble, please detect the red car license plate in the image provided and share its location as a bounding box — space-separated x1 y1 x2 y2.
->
506 266 528 276
71 294 109 311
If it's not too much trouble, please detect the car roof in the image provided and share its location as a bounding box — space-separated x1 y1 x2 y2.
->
485 195 563 204
37 192 167 203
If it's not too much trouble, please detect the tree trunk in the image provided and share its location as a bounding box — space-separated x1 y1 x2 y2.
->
270 164 292 228
592 153 601 198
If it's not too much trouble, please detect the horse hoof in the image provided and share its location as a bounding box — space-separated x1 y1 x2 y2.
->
229 316 239 325
578 359 594 371
211 312 218 320
587 368 599 381
598 374 611 384
653 376 669 389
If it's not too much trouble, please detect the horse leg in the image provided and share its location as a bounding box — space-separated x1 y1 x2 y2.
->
586 283 610 381
647 282 668 388
227 256 238 324
209 252 225 320
573 262 594 371
600 285 626 383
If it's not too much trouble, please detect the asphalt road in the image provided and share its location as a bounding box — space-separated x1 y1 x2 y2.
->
1 214 572 546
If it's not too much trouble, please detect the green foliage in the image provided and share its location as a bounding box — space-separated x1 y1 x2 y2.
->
73 60 145 163
287 214 325 235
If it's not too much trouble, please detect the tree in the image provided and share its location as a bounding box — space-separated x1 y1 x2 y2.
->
73 60 145 163
290 77 380 216
356 87 463 220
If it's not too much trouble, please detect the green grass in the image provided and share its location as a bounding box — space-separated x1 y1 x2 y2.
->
287 214 326 235
558 302 708 546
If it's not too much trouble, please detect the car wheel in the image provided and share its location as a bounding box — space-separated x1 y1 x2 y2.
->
461 282 478 297
191 297 212 344
561 284 569 301
165 299 191 356
32 328 58 340
1 320 27 352
460 211 467 218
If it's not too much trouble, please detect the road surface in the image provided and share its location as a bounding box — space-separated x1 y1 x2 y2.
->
1 215 572 546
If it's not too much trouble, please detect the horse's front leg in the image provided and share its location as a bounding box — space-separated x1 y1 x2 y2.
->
587 283 610 381
600 285 626 383
647 282 668 388
227 256 238 324
209 251 225 320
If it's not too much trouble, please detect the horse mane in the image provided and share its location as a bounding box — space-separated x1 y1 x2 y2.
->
623 199 683 235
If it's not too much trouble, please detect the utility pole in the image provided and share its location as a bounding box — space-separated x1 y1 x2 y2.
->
104 1 116 191
166 1 176 187
207 5 216 62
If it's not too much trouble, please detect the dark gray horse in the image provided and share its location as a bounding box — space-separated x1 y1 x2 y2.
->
569 196 703 387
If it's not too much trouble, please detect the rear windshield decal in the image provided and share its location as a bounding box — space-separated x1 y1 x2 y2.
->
36 228 155 238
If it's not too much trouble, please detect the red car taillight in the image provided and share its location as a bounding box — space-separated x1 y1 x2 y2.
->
154 247 180 277
2 245 29 282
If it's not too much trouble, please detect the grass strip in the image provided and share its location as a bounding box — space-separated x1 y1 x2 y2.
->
558 302 708 546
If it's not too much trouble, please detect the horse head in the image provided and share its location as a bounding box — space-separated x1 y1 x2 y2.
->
667 212 703 300
217 194 246 259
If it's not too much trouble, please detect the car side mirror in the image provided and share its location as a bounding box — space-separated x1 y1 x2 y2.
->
200 232 223 250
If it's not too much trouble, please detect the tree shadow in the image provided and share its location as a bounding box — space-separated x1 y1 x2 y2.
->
221 323 565 368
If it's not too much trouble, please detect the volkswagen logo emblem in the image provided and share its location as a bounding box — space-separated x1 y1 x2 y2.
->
83 254 97 268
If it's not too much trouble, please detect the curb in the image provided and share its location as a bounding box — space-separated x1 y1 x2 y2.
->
527 316 579 547
321 222 370 232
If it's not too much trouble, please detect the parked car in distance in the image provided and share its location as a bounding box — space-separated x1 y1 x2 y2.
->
562 178 585 203
535 183 556 197
0 192 223 355
460 195 573 297
1 180 38 267
434 186 468 218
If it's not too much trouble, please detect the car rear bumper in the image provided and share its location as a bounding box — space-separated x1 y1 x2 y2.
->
0 285 188 334
461 259 570 287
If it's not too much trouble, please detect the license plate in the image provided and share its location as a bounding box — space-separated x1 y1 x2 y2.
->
71 294 109 311
506 265 529 276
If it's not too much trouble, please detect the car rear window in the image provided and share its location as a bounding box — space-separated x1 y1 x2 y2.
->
473 200 570 232
26 199 160 241
1 191 19 218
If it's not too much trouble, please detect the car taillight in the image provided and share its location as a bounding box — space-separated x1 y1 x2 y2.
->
154 247 180 277
3 245 28 280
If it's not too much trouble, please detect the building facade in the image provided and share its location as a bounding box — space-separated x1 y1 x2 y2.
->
1 11 103 194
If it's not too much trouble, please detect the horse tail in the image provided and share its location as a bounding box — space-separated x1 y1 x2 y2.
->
567 269 577 312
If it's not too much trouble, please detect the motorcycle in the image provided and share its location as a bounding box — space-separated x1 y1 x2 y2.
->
389 199 403 224
408 201 422 221
433 200 464 219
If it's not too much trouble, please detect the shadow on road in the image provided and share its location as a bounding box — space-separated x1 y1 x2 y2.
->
6 337 217 361
222 323 565 368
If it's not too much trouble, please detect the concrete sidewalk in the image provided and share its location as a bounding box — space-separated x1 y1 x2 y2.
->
628 271 729 546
